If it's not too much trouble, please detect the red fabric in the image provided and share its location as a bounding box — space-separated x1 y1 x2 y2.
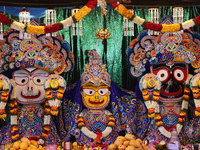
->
44 23 61 34
29 137 39 141
163 125 176 132
96 129 102 138
195 15 200 25
85 0 97 9
0 13 11 25
144 21 163 31
109 1 120 9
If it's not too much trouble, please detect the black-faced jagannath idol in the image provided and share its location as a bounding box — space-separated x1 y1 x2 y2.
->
62 49 149 145
0 29 74 146
127 17 200 143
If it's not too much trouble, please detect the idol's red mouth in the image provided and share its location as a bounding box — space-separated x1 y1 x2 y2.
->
160 86 182 96
89 99 104 105
21 91 41 99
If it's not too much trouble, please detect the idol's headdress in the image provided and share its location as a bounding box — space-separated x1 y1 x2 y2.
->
80 49 111 87
0 29 74 75
127 29 200 78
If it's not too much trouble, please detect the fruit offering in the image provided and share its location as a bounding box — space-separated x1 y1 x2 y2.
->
4 137 45 150
107 134 152 150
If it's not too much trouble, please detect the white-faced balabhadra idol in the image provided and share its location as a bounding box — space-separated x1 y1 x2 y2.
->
126 17 200 142
0 29 74 146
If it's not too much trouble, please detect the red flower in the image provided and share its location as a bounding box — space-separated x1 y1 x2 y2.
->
109 1 120 9
45 23 62 34
86 0 97 9
0 13 11 25
195 15 200 25
144 21 163 31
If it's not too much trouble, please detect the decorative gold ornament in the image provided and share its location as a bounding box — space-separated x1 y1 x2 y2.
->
0 81 3 90
50 79 59 89
95 29 111 39
147 78 156 88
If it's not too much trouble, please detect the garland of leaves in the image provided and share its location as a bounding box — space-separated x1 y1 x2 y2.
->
0 0 199 34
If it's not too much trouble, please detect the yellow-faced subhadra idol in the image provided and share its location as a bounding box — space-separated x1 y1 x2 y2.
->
62 49 149 145
0 29 74 145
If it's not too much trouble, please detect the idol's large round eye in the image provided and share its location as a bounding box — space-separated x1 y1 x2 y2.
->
173 69 184 82
83 89 95 96
156 69 169 82
98 88 109 96
32 76 47 86
14 76 29 86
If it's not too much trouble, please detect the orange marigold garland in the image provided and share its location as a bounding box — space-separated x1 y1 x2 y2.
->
0 77 11 120
40 100 51 143
9 79 19 142
44 75 66 116
141 74 161 118
0 0 199 34
191 74 200 117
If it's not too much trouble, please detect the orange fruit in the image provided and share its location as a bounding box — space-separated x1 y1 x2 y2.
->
20 142 29 150
30 140 38 148
31 147 37 150
4 143 12 149
27 147 32 150
13 141 20 149
20 137 30 145
38 145 43 150
9 148 16 150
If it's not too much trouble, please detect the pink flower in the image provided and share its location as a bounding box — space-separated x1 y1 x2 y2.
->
45 144 57 150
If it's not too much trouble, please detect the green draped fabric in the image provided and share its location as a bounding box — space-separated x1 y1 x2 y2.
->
56 6 199 91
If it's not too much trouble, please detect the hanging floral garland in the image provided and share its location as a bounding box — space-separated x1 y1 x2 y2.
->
44 74 66 116
0 0 199 34
0 76 11 119
190 73 200 117
140 74 161 118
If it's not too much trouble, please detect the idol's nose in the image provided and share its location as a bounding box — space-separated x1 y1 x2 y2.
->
27 80 33 91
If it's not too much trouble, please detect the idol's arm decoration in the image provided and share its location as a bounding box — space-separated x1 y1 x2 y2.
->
190 73 200 116
39 74 66 145
45 75 66 116
0 75 11 120
140 73 161 118
78 113 97 139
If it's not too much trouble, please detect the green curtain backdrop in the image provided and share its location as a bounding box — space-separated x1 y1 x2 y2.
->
55 6 199 91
